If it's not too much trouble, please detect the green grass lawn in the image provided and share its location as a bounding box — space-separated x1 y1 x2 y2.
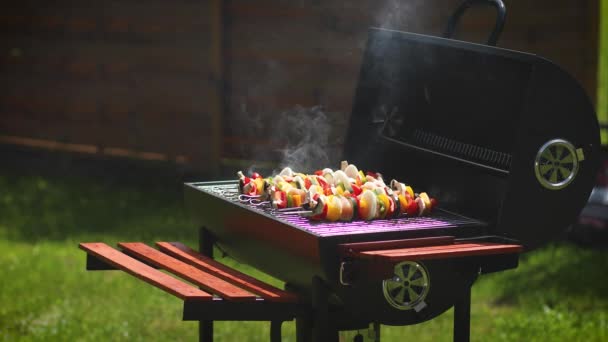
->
1 169 608 341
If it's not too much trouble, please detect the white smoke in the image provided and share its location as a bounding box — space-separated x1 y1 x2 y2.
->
374 0 429 32
274 105 334 173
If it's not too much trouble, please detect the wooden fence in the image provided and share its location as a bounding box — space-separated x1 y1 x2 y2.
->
0 0 599 176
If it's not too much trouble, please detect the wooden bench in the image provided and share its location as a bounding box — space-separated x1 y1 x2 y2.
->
79 240 304 342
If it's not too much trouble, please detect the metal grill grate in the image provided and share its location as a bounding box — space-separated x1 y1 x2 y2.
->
197 183 484 237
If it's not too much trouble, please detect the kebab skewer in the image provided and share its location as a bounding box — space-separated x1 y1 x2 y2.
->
237 161 437 221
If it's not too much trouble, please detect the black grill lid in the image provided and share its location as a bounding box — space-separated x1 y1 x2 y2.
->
344 28 600 250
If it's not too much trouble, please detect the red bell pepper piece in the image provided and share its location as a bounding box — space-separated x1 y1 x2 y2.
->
315 175 329 188
273 190 287 209
311 203 328 221
304 177 312 190
351 184 362 196
366 171 379 179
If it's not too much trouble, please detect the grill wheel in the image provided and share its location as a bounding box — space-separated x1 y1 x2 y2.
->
534 138 580 190
382 261 430 311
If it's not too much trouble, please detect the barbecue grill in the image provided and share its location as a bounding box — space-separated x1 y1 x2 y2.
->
77 1 601 341
184 0 601 339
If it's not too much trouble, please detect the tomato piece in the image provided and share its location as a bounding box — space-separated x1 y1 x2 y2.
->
323 187 333 196
406 199 418 216
245 183 257 196
351 184 362 196
386 195 395 217
398 194 409 213
430 198 438 211
314 170 324 176
250 172 262 179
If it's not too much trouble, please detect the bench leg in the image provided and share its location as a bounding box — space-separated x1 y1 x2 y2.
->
295 315 312 342
200 321 213 342
199 227 216 342
270 321 283 342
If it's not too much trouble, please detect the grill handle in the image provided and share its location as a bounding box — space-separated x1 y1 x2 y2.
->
443 0 506 46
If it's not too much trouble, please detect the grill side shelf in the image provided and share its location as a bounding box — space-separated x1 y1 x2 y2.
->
353 242 523 262
338 236 456 257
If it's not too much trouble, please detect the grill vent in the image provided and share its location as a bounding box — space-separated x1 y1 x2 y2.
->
411 130 512 170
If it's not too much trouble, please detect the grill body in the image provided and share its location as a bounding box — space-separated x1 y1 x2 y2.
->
185 182 485 285
185 182 515 325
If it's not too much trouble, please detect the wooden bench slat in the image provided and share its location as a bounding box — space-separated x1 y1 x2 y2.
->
78 242 212 301
118 242 257 301
358 243 523 262
156 242 298 303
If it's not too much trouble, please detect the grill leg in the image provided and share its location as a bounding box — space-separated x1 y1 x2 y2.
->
199 227 215 342
453 284 471 342
296 315 312 342
312 276 338 342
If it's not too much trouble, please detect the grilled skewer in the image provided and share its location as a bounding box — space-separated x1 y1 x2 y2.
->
237 161 437 222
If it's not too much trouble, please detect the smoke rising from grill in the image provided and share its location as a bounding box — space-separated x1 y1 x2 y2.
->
375 0 424 30
274 105 334 173
233 102 340 176
228 1 432 176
